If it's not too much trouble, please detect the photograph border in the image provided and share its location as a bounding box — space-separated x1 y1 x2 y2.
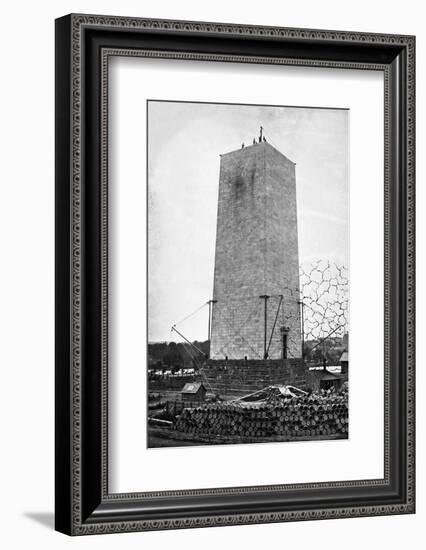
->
55 14 415 535
143 97 351 451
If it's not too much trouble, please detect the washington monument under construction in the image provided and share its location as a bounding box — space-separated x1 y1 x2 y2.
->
209 130 302 361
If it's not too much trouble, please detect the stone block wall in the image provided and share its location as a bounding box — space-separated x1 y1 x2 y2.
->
202 358 307 396
210 141 301 360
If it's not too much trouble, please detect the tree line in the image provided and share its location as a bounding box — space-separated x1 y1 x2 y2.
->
148 341 209 370
148 336 346 370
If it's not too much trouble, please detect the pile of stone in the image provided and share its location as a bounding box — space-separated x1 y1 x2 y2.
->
174 390 348 439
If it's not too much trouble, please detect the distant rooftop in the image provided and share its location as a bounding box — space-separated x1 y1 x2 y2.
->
181 382 206 394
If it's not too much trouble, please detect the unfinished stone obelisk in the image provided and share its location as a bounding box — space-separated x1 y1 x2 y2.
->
210 140 301 360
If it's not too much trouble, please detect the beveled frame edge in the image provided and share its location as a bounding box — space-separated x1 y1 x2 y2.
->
55 13 415 535
100 49 391 501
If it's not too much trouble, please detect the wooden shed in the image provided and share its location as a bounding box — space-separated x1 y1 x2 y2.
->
319 371 344 392
307 369 345 392
340 351 349 375
181 382 207 403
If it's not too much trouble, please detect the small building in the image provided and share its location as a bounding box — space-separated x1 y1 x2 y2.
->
307 369 345 392
181 382 206 403
340 351 349 375
318 371 344 392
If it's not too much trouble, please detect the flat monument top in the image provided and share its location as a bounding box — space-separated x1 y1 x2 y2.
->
221 140 295 164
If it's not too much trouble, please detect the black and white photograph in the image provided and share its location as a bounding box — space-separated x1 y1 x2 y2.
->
0 0 418 544
147 100 349 448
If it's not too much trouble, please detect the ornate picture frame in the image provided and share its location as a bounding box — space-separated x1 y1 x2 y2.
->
55 14 415 535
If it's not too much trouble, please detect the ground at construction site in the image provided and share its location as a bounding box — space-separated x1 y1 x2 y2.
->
147 376 348 448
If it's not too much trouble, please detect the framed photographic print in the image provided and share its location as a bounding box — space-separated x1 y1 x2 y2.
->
55 14 415 535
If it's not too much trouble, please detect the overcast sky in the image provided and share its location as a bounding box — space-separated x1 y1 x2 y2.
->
148 101 349 342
